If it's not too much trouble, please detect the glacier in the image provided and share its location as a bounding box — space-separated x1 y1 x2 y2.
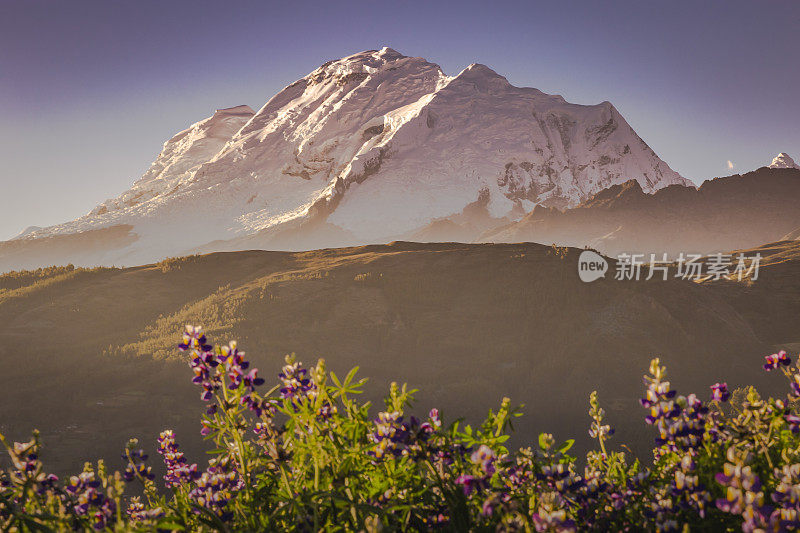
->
12 47 692 267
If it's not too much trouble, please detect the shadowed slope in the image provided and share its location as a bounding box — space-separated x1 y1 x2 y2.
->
478 167 800 255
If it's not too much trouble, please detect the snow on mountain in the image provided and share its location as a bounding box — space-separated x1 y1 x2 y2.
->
18 47 691 266
769 152 800 170
11 226 43 240
90 105 256 217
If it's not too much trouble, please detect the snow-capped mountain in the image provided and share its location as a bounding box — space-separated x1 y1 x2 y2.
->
8 47 691 267
769 152 800 170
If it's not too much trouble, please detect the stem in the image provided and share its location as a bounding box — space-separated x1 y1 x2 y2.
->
218 384 255 528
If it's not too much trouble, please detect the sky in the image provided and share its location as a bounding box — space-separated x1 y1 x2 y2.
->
1 0 798 240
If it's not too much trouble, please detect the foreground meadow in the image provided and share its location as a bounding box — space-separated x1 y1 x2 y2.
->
3 325 800 531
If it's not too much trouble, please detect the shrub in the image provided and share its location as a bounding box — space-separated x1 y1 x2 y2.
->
2 328 800 531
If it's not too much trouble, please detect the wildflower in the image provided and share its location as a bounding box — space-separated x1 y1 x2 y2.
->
671 453 711 517
219 341 254 391
6 436 53 490
480 492 511 517
710 382 730 402
532 493 576 532
455 474 480 496
127 497 164 522
122 441 154 483
189 345 222 402
763 350 791 371
786 414 800 433
503 449 535 490
420 408 442 434
178 324 213 352
588 420 614 439
642 360 709 452
157 430 200 487
589 392 615 445
471 444 496 475
188 467 240 522
538 463 584 493
64 470 116 528
790 374 800 397
368 411 408 459
771 463 800 530
279 357 315 401
715 448 771 531
317 401 337 420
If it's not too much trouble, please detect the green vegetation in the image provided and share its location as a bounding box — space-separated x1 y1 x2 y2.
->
4 327 800 531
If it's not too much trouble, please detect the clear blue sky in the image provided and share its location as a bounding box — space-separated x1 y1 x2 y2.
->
1 0 798 240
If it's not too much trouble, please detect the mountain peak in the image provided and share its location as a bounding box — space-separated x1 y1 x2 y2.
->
769 152 800 170
376 46 404 58
450 63 510 92
461 63 506 79
17 49 689 268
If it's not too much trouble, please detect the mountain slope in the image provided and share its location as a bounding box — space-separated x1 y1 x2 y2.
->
477 167 800 256
4 48 688 270
90 105 256 216
3 241 795 476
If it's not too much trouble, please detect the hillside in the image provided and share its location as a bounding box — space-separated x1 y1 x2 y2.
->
476 167 800 256
1 241 797 476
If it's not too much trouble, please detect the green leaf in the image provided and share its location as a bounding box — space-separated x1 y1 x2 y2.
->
538 433 549 450
155 520 186 531
558 439 575 453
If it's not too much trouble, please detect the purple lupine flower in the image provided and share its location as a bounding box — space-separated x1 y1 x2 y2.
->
589 421 615 439
786 414 800 433
471 445 496 475
710 382 730 402
642 362 709 452
671 454 711 517
127 498 165 522
317 402 337 420
421 408 442 434
8 437 49 488
715 450 772 531
537 463 585 493
532 494 577 533
157 430 200 487
220 342 252 390
189 348 221 402
764 350 791 371
368 411 409 459
122 444 154 483
790 374 800 398
481 497 496 517
187 467 241 522
64 471 116 527
455 474 479 496
178 325 213 352
769 464 800 530
279 360 315 400
242 368 265 390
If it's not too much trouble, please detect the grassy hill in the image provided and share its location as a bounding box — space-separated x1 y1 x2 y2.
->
1 241 797 476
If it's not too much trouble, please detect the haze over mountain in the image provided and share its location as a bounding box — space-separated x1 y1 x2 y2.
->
2 48 689 271
475 166 800 256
